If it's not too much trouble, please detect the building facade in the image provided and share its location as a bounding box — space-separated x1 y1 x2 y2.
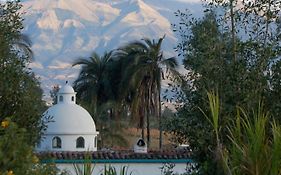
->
37 84 193 175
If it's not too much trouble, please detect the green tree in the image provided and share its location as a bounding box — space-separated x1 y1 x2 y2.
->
0 118 59 175
120 37 180 149
166 0 281 172
73 51 128 148
0 0 45 144
73 51 115 117
269 60 281 117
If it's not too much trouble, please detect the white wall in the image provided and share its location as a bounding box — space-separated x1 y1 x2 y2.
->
57 162 191 175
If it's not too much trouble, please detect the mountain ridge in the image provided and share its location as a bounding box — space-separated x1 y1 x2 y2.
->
21 0 203 102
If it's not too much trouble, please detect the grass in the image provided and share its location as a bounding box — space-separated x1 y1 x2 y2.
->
205 92 281 175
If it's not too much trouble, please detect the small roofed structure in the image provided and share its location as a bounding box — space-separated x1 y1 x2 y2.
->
133 138 147 153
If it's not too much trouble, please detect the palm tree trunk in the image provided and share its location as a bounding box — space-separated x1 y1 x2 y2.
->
158 88 163 151
139 91 145 139
146 86 150 148
146 110 150 148
139 107 145 139
141 126 145 139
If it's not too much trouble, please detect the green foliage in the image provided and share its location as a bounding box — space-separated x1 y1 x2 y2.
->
200 91 220 144
73 161 133 175
118 36 180 148
0 0 45 144
73 153 95 175
72 51 128 148
166 0 281 173
268 60 281 118
160 163 197 175
204 92 281 175
225 106 281 175
102 165 133 175
73 51 116 116
73 37 180 149
0 118 59 175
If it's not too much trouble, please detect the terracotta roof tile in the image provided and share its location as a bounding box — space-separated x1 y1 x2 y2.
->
37 149 191 161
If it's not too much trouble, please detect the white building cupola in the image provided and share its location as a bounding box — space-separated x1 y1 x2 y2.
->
37 83 99 152
57 81 76 104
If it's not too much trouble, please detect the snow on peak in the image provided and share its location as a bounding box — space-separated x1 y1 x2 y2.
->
21 0 203 99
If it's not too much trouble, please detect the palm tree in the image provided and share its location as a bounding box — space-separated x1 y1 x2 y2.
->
73 51 129 148
120 36 180 149
73 51 115 118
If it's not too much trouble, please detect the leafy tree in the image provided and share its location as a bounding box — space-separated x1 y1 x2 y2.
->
0 118 59 175
166 0 281 173
0 0 45 144
269 61 281 117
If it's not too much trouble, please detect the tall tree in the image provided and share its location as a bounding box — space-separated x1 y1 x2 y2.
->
73 51 129 148
0 0 45 144
73 51 115 117
120 37 180 149
167 0 281 172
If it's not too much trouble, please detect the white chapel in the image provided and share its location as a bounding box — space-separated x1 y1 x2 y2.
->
36 83 192 175
36 83 99 152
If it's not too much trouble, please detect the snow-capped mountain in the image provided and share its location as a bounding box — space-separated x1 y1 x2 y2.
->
21 0 202 101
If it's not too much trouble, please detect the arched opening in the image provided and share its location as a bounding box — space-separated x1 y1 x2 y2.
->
137 139 145 147
59 95 63 102
76 137 85 148
71 96 74 101
52 136 62 148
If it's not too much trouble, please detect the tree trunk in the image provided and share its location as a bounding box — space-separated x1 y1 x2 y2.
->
230 0 236 62
140 107 145 139
146 80 152 148
158 88 163 151
146 110 150 148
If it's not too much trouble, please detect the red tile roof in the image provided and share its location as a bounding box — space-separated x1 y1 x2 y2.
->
37 150 192 161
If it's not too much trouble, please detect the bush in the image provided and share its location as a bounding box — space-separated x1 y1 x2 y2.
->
205 92 281 175
0 118 59 175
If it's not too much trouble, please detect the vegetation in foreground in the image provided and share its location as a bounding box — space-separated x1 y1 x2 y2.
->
204 91 281 175
163 0 281 174
0 118 60 175
0 0 281 174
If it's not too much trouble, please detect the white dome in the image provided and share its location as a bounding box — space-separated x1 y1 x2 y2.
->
37 83 98 152
43 103 97 134
58 84 75 94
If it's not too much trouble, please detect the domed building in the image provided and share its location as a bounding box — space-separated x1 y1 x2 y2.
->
36 83 99 152
37 83 192 175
